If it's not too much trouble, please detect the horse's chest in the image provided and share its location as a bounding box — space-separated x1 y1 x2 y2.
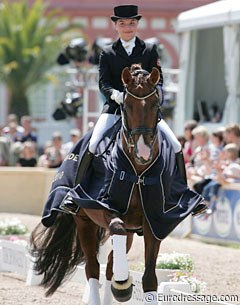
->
123 186 143 228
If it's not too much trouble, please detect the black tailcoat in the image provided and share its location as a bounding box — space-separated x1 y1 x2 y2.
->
99 37 163 114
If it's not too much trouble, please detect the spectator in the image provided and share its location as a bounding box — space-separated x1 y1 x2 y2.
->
4 122 19 143
208 128 225 161
183 120 198 164
37 141 53 167
186 125 211 184
2 113 24 136
223 124 240 154
187 125 209 175
19 115 38 143
2 122 23 165
62 128 81 157
45 132 64 168
202 143 240 214
16 141 37 167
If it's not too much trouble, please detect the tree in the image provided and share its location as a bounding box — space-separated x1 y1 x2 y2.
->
0 0 76 116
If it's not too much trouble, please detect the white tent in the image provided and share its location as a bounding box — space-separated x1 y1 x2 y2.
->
174 0 240 134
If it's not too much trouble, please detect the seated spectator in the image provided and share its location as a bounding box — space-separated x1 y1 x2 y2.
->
62 128 81 157
2 113 24 136
3 122 20 142
45 132 64 168
18 115 38 143
16 141 37 167
2 122 23 165
183 120 198 164
208 128 225 161
201 143 240 215
186 125 211 184
223 124 240 155
38 141 52 167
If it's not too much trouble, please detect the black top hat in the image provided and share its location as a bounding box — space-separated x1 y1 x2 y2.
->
111 5 142 22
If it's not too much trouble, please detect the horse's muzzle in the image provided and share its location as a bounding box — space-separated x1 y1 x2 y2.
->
134 135 153 165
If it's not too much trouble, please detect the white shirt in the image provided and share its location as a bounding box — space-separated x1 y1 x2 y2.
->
120 37 136 55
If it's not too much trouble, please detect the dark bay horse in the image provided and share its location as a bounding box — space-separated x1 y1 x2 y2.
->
30 64 201 305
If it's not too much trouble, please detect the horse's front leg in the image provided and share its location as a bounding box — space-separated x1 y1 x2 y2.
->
108 217 133 302
103 232 134 305
143 220 161 305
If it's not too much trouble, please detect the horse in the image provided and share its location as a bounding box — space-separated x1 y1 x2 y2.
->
30 64 202 305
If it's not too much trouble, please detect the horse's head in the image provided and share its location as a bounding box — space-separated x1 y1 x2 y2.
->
121 64 160 166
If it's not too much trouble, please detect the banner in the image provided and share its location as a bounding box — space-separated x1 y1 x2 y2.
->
192 187 240 243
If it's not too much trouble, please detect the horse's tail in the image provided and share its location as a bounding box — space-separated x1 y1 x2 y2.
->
30 213 106 296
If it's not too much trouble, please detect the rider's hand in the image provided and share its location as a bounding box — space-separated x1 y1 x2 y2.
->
111 90 124 105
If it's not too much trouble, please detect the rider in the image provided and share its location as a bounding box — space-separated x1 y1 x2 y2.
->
61 4 207 215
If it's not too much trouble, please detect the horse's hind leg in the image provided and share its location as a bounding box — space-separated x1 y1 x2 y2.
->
74 211 101 305
142 221 161 305
103 232 134 305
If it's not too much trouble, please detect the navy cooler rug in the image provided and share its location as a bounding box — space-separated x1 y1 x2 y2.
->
42 122 204 240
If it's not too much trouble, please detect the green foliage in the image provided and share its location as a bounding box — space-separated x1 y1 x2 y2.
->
156 252 193 272
0 0 78 115
0 218 28 235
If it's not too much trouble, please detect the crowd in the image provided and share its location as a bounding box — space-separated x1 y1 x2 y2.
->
1 113 240 215
0 113 81 168
181 120 240 215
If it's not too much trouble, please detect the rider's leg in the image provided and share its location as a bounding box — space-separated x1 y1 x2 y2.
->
89 113 120 154
158 119 207 215
158 119 186 180
75 113 120 183
60 113 120 214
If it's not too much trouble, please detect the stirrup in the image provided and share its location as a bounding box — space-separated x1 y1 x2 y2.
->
192 201 208 216
60 196 79 215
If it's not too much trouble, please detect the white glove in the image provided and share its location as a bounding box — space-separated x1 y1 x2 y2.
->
111 89 124 105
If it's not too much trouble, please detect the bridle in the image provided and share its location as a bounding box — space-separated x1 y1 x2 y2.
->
125 87 157 100
121 71 161 151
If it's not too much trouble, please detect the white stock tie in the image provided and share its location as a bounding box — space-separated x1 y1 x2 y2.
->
122 40 135 56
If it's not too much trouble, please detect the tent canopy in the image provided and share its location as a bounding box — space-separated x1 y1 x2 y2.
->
174 0 240 133
177 0 240 32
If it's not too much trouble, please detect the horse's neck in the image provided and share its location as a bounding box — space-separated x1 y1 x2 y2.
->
121 131 159 175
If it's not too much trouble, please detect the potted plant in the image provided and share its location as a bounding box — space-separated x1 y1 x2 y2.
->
170 270 207 293
155 252 193 282
0 217 29 241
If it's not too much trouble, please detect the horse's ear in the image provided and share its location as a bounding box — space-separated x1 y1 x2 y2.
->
148 67 160 86
122 67 133 86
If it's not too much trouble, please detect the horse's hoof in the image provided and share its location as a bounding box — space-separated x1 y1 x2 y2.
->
111 275 133 302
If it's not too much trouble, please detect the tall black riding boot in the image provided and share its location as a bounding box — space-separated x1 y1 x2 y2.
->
175 151 207 216
60 148 94 215
75 149 94 185
175 151 187 183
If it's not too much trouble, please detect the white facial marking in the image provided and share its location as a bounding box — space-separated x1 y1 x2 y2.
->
136 135 150 160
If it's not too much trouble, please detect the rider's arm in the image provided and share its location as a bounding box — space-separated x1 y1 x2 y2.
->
99 50 118 103
148 44 164 105
148 44 164 86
